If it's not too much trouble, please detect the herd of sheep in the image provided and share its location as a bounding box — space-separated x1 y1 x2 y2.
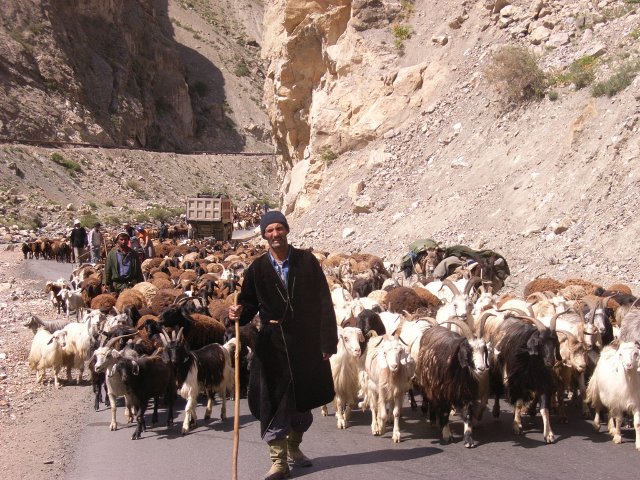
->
21 235 640 451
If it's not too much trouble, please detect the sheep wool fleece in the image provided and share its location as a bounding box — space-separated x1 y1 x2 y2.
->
238 247 338 437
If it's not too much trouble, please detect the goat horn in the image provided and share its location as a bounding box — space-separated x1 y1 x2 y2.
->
497 307 530 317
549 310 566 332
442 279 461 296
464 276 483 296
176 327 184 342
526 291 548 304
556 329 578 344
440 317 473 340
105 332 136 349
478 311 489 339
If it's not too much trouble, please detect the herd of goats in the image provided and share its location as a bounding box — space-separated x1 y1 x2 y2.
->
19 232 640 450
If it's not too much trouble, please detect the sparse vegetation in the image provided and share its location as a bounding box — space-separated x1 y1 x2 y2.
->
88 201 97 210
103 215 121 226
391 24 412 52
234 61 250 77
321 148 338 165
554 56 598 89
144 206 183 223
125 179 143 193
50 153 82 175
79 213 99 228
105 200 115 207
630 26 640 40
591 59 640 97
548 90 559 101
485 46 547 104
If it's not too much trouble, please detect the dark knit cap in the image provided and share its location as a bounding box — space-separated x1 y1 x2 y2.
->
260 211 289 238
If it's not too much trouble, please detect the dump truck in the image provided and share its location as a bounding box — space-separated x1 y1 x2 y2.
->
185 194 234 240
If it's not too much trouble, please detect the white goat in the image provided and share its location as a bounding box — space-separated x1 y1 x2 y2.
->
28 328 68 388
364 334 415 442
587 341 640 450
321 326 364 429
57 287 85 321
435 279 479 332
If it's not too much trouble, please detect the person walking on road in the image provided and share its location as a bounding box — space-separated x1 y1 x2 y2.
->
69 219 88 265
87 222 104 263
228 211 337 480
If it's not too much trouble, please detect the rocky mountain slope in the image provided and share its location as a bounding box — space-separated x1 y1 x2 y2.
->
1 0 640 293
0 0 270 152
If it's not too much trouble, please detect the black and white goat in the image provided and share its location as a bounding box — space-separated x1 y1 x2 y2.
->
161 328 234 434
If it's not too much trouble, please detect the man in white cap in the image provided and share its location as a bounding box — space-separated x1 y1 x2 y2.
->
69 219 88 265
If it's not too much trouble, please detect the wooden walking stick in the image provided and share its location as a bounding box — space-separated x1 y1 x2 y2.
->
232 291 241 480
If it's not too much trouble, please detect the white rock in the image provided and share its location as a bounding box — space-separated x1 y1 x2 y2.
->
529 26 551 45
342 228 356 239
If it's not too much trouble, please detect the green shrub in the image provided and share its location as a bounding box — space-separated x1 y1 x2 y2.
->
80 213 99 227
485 46 547 104
548 90 559 101
321 148 338 165
391 24 411 51
145 206 182 223
630 27 640 40
592 60 640 97
103 215 121 226
234 62 250 77
50 153 82 175
105 200 115 207
88 201 97 210
560 56 598 89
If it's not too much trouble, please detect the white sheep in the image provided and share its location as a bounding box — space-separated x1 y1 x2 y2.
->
28 328 68 388
364 334 415 442
587 341 640 450
321 326 364 429
61 309 103 383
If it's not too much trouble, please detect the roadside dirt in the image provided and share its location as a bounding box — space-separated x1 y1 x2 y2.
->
0 246 91 480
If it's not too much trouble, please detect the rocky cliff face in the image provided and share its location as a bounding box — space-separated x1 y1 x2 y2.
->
0 0 268 152
261 0 640 289
261 0 640 217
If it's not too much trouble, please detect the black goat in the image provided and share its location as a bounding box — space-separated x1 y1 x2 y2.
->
489 314 560 444
159 304 225 350
115 354 176 440
162 329 234 434
416 318 489 448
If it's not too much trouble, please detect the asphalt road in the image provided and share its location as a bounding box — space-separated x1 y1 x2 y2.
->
62 392 640 480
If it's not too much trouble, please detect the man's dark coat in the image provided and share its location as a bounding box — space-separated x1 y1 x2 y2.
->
238 247 337 437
